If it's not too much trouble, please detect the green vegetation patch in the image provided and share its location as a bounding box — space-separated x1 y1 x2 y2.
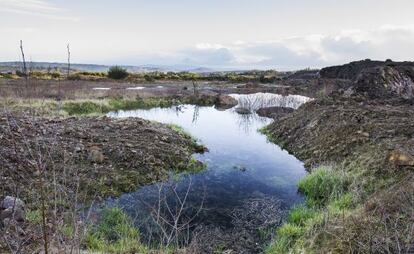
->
266 166 355 254
298 166 350 207
85 207 147 253
62 101 111 115
108 66 129 80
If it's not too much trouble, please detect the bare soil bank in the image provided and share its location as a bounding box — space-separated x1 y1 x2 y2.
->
262 60 414 253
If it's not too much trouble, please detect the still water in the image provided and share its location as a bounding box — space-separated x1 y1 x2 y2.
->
105 93 308 251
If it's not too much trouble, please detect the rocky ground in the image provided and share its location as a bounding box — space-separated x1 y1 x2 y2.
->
0 110 205 253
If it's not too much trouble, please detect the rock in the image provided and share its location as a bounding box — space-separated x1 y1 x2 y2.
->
74 143 84 153
235 107 252 115
236 83 266 89
256 107 294 119
356 130 370 138
88 146 104 163
233 165 247 172
1 207 25 222
1 196 26 223
388 150 414 167
215 95 238 110
1 196 25 210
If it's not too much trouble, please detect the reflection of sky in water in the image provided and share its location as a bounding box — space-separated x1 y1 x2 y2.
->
105 94 308 240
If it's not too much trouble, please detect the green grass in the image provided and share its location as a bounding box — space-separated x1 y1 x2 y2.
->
287 205 317 226
185 156 207 173
85 207 147 253
62 98 176 115
298 166 350 207
26 210 42 224
266 166 354 254
167 124 194 140
63 101 110 115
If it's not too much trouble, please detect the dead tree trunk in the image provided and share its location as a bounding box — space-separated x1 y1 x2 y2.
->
19 40 28 88
67 44 71 79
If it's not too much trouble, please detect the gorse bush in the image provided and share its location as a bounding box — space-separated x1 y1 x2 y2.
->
108 66 129 80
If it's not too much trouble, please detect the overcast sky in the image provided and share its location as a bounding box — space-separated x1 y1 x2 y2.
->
1 0 414 70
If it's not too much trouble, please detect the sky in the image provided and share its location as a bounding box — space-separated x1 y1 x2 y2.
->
1 0 414 70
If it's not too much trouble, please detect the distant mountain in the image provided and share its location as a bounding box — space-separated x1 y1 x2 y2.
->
0 61 214 73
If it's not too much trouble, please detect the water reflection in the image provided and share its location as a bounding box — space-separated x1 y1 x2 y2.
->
230 92 312 111
105 93 310 250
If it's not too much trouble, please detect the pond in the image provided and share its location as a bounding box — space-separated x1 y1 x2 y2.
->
105 93 308 252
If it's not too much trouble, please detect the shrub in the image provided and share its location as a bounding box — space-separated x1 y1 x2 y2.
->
298 166 350 207
15 70 26 77
67 73 82 80
108 66 129 80
50 72 61 79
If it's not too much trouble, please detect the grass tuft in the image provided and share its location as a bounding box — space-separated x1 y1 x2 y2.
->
85 207 147 253
298 166 350 207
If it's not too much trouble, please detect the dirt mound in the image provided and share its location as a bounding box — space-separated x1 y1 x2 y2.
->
318 60 414 99
263 95 414 253
264 97 414 168
320 59 414 80
354 65 414 99
0 112 202 203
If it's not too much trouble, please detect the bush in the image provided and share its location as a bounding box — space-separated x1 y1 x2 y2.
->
15 70 26 77
51 72 61 79
108 66 129 80
298 166 350 207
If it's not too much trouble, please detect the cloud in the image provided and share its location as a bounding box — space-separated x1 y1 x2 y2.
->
0 0 78 21
169 25 414 69
179 47 235 66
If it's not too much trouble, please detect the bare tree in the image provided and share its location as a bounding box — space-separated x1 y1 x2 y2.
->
192 80 198 95
19 40 28 88
66 44 71 79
